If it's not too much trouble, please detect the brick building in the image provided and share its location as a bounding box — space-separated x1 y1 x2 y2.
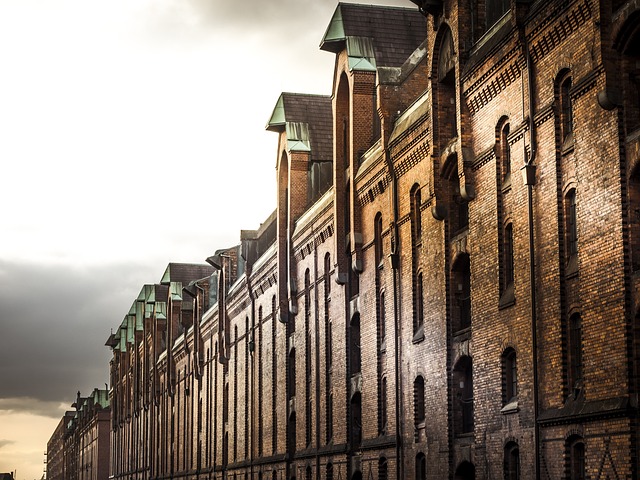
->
106 0 640 479
47 390 110 480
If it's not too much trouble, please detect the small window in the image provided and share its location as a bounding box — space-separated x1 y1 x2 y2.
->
559 72 574 149
565 189 578 274
502 348 518 405
567 436 585 480
379 376 388 435
504 442 520 480
501 123 511 185
414 376 426 441
378 457 388 480
568 313 583 394
416 452 426 480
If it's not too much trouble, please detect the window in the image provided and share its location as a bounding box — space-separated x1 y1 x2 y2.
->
416 453 426 480
414 376 426 441
350 314 361 375
379 376 388 435
375 213 384 268
411 185 422 242
502 348 517 405
565 189 578 273
452 254 471 333
378 458 388 480
504 442 520 480
501 123 511 185
486 0 509 29
558 72 573 147
567 313 583 394
500 222 515 307
454 356 474 435
567 436 585 480
413 272 425 340
326 463 334 480
379 292 387 351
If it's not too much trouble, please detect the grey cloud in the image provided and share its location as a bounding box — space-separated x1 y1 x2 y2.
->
0 398 65 419
0 439 15 449
0 260 157 407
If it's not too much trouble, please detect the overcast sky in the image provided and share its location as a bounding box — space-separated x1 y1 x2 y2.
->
0 1 413 478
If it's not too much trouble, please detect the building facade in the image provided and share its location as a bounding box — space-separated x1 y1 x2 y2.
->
47 390 110 480
107 0 640 479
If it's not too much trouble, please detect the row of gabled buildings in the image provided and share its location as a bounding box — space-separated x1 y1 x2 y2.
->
51 0 640 478
46 389 110 480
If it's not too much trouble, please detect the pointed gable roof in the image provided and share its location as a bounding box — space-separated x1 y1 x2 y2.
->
320 3 426 69
266 93 333 163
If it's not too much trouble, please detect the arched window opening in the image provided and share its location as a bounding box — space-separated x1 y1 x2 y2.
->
288 348 296 398
413 272 425 341
305 465 311 480
414 376 426 442
451 253 471 333
504 442 520 480
349 314 361 376
416 453 427 480
500 122 511 185
378 457 388 480
375 212 384 268
501 348 518 405
565 188 578 274
558 72 574 148
350 392 362 449
454 461 476 480
379 376 388 436
326 462 334 480
567 313 583 396
453 356 474 435
566 436 585 480
500 222 515 305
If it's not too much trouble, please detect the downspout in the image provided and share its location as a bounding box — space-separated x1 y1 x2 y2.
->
246 266 255 480
385 146 403 480
519 28 540 480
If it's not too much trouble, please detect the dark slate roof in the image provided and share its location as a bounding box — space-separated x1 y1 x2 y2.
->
160 263 215 285
320 3 426 68
267 93 333 164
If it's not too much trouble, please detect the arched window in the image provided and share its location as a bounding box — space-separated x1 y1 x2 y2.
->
379 376 388 436
565 188 578 274
413 272 425 340
501 348 518 405
452 253 471 333
504 441 520 480
500 122 511 185
416 452 426 480
567 313 583 394
350 314 361 375
375 212 384 268
414 376 426 442
566 436 585 480
500 222 515 305
453 356 474 435
558 71 574 148
378 457 388 480
326 462 334 480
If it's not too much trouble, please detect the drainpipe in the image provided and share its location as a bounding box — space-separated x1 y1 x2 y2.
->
385 146 403 480
520 29 540 480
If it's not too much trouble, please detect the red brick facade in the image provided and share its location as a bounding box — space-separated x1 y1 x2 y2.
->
107 1 640 479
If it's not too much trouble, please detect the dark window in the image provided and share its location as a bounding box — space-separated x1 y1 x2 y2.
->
305 466 311 480
350 314 361 375
288 349 296 397
568 313 583 392
379 292 386 351
416 453 426 480
414 376 426 441
350 393 362 448
379 376 388 435
504 442 520 480
560 73 573 143
375 213 384 267
567 437 585 480
452 254 471 332
566 189 578 258
327 463 334 480
413 272 425 339
502 348 518 404
486 0 509 28
504 223 514 290
501 123 511 183
411 185 422 241
454 356 474 435
378 458 388 480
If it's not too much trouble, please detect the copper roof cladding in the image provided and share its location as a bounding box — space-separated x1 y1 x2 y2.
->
320 2 426 68
267 93 333 164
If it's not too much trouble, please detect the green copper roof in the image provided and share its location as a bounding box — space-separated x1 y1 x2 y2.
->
267 94 286 129
155 301 167 320
285 122 311 152
322 5 346 45
135 301 144 331
170 281 182 301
